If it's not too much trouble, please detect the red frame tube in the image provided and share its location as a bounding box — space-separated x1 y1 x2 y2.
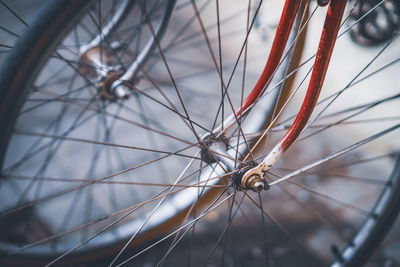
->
239 0 346 154
235 0 301 116
279 0 347 152
239 0 348 185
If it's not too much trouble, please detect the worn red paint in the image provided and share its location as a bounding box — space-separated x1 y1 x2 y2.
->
235 0 301 116
239 0 346 154
279 0 346 152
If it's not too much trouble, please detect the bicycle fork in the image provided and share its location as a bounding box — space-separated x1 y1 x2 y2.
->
236 0 347 191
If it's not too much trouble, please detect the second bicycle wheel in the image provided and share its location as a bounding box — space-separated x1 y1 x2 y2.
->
1 0 400 266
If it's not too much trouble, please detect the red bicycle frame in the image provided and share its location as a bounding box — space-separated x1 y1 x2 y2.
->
240 0 347 189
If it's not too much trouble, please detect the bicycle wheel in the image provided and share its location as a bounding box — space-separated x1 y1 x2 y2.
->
0 0 400 266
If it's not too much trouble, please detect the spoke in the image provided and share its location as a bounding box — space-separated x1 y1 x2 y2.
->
200 193 244 267
13 82 96 204
219 190 237 266
158 160 222 267
234 0 254 165
7 170 233 255
216 0 224 131
258 191 270 267
5 101 102 174
296 93 400 143
114 191 234 267
11 130 201 160
156 190 239 267
337 0 385 39
273 4 396 129
0 25 19 38
277 183 348 242
36 88 197 147
129 1 237 176
107 151 201 266
133 69 211 133
20 72 85 115
288 116 400 130
138 0 204 147
157 0 241 59
244 191 321 266
14 131 200 160
189 0 256 159
46 149 199 266
0 143 201 216
0 43 12 49
299 32 400 139
0 0 28 26
272 166 388 186
269 123 400 187
46 184 231 267
311 94 400 123
285 180 370 216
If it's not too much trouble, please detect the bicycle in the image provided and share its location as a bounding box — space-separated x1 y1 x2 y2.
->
0 0 400 266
